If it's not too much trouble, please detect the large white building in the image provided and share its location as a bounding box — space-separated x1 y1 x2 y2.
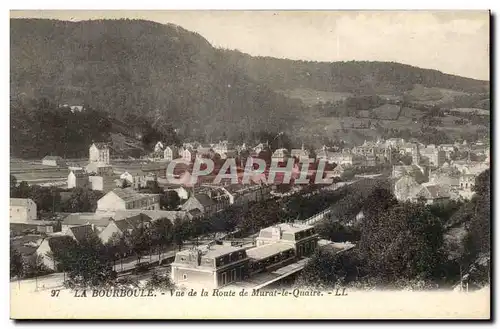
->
89 143 110 165
96 188 160 212
10 198 37 223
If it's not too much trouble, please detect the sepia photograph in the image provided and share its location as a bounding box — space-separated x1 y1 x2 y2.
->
8 9 491 320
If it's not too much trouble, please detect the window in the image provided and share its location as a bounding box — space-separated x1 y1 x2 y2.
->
221 273 227 285
219 257 225 266
238 252 243 260
183 274 188 280
231 269 236 282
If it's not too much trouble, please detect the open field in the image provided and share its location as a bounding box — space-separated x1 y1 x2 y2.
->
277 88 352 106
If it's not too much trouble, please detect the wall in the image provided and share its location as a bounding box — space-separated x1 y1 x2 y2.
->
171 267 215 289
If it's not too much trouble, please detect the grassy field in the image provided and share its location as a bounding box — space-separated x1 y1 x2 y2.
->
277 88 352 106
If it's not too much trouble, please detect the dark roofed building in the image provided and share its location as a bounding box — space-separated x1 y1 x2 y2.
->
99 213 152 244
65 224 100 244
180 192 229 216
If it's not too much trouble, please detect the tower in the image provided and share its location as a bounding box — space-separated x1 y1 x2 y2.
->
412 144 420 165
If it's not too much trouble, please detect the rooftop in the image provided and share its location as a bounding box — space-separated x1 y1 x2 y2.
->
10 198 33 207
246 242 294 261
10 234 43 256
67 224 98 243
62 213 112 227
260 222 313 235
177 244 245 260
43 156 64 161
92 142 110 150
110 188 159 203
225 258 310 290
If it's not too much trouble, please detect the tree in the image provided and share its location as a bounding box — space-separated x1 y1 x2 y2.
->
150 218 174 262
296 249 363 289
10 175 17 196
10 245 23 279
160 191 181 210
359 202 445 284
51 235 114 288
173 217 189 251
61 188 104 213
105 232 130 272
144 272 175 291
128 225 153 264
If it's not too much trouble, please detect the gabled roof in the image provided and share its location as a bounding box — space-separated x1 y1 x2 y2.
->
11 234 43 256
92 142 110 150
112 213 152 232
67 224 98 243
109 188 159 203
43 156 64 161
417 184 451 200
62 213 112 227
193 193 215 207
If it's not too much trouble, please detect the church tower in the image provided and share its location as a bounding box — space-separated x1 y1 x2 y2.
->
412 143 420 165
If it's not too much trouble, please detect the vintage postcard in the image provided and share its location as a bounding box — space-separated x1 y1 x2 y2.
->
9 10 490 320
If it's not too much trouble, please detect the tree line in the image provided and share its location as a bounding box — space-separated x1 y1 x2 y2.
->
297 169 490 290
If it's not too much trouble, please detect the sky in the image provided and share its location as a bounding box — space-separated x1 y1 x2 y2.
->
10 10 490 80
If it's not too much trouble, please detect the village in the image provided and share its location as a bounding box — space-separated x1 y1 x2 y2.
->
9 133 490 292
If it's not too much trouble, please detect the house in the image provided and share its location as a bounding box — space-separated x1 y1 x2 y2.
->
171 244 250 289
271 148 289 162
180 192 230 216
329 152 361 166
111 210 188 224
154 141 164 153
246 242 297 276
330 164 346 178
255 223 319 259
219 184 272 205
89 142 110 165
428 168 460 188
196 145 213 159
10 234 43 263
420 146 446 167
96 188 160 212
164 146 179 161
438 144 456 159
413 184 451 205
393 175 425 202
180 148 195 163
385 138 406 149
68 170 90 189
65 224 100 244
164 185 190 200
352 141 392 164
120 170 157 189
42 156 66 167
392 165 427 184
99 213 152 244
213 141 235 158
253 142 269 155
290 145 309 161
10 221 56 235
10 198 37 223
61 213 112 233
315 146 332 162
